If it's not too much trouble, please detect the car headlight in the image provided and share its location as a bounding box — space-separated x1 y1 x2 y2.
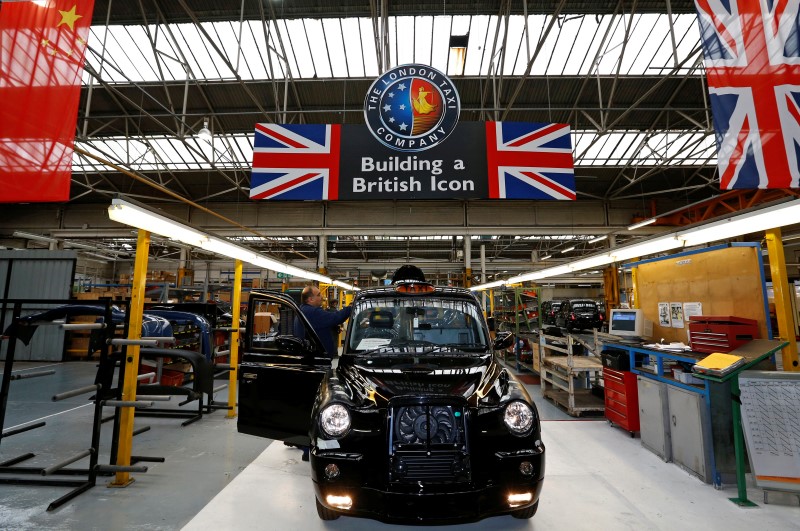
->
319 403 351 438
503 401 534 435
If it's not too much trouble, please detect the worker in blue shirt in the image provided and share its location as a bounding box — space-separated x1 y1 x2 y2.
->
299 285 352 358
294 285 351 462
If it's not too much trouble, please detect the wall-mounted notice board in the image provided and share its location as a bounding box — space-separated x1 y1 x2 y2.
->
633 244 769 344
739 370 800 493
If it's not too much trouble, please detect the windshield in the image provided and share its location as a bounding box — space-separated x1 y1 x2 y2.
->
347 297 489 353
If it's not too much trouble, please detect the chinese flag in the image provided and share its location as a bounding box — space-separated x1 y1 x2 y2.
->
0 0 94 202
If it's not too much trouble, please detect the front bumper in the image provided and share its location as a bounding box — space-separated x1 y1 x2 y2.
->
311 447 545 524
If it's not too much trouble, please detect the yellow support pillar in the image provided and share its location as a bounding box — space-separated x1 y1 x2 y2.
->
765 228 800 371
603 265 619 317
227 260 242 417
110 229 150 487
630 265 640 309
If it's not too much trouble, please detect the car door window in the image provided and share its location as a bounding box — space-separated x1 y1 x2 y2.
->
250 297 311 354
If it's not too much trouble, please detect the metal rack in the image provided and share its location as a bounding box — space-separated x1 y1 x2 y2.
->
538 332 604 416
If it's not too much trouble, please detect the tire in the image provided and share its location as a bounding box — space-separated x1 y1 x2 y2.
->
315 498 340 520
511 501 539 519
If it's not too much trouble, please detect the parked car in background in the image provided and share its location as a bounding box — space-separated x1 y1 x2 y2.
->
555 299 604 333
540 300 563 326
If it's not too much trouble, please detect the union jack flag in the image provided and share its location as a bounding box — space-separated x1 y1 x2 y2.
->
485 122 576 200
695 0 800 189
250 124 341 200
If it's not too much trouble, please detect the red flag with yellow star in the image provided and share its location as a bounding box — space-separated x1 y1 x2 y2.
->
0 0 94 202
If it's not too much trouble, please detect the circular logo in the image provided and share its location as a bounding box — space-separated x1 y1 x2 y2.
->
363 64 460 152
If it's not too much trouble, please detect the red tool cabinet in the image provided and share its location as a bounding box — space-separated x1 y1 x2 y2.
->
688 315 759 354
603 366 640 436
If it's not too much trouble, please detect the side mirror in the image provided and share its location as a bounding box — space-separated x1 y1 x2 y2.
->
275 335 305 355
493 330 514 350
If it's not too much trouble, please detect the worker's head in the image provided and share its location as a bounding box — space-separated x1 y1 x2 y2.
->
301 285 323 307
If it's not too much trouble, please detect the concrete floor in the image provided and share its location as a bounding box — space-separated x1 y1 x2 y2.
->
1 361 797 530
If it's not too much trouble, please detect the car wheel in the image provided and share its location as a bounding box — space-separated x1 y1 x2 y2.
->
511 501 539 519
315 498 340 520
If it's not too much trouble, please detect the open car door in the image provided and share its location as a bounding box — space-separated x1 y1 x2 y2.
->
237 291 330 446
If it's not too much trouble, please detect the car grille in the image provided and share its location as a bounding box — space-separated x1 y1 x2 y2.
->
388 402 470 484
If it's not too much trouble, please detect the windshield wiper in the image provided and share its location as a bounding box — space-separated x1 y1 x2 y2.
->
391 340 438 348
443 342 488 352
354 345 398 356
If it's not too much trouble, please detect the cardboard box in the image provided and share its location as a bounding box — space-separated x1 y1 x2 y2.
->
68 337 90 352
252 312 274 334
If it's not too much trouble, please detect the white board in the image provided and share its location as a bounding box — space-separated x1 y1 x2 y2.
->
738 370 800 493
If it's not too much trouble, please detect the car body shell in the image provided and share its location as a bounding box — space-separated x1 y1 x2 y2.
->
540 300 563 326
554 298 604 332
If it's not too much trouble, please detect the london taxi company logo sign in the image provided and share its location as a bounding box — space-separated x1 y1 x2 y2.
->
364 64 460 152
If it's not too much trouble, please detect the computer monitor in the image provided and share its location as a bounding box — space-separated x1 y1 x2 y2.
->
608 308 644 337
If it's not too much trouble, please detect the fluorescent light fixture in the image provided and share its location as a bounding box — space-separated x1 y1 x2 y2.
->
505 199 800 285
678 201 800 246
610 236 683 263
107 198 332 283
332 280 359 291
507 264 573 284
588 235 608 243
560 246 575 253
569 254 614 271
628 218 657 230
12 231 58 243
539 254 552 261
108 201 209 246
470 279 506 291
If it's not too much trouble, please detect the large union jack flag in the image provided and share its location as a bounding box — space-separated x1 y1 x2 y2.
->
695 0 800 189
250 124 341 200
485 122 576 199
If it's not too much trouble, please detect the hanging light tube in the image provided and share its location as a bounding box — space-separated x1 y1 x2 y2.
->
332 280 360 291
505 198 800 285
627 218 657 230
470 279 506 291
12 231 58 243
108 198 332 284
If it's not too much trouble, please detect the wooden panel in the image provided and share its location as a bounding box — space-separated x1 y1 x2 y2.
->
635 246 767 344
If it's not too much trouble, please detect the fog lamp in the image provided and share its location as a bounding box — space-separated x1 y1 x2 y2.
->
326 494 353 510
324 463 340 479
507 492 532 508
519 461 534 476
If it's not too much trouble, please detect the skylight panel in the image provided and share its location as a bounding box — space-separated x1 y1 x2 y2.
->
431 16 452 71
323 18 348 77
285 19 312 78
391 16 419 66
83 13 704 83
341 18 365 77
303 19 331 77
462 15 490 75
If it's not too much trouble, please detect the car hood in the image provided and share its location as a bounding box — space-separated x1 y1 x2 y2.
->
337 352 505 408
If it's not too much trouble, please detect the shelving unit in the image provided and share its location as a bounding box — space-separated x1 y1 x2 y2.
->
492 287 538 334
539 332 604 416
